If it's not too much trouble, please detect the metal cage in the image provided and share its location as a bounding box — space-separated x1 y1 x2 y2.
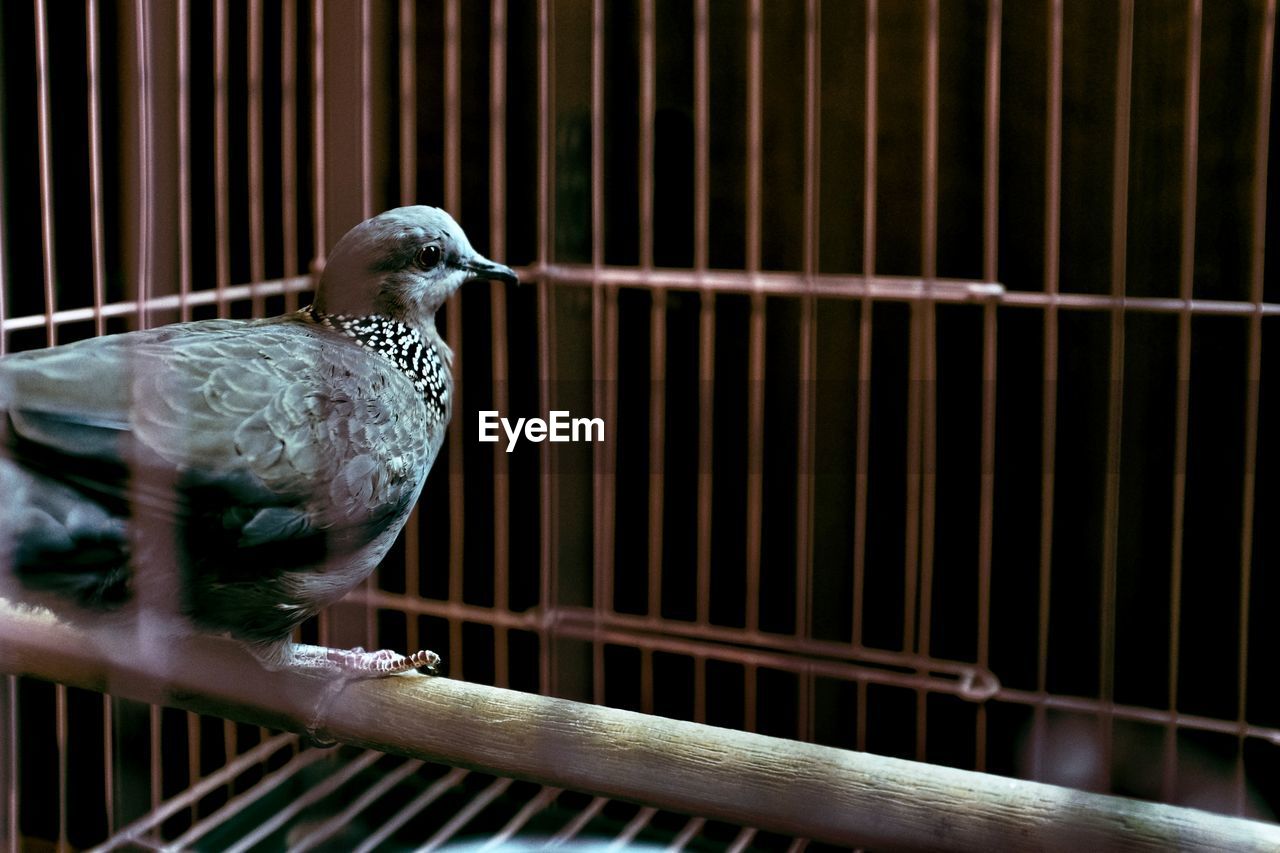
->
2 0 1279 849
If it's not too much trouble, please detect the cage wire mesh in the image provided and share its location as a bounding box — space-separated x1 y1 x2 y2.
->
1 0 1280 849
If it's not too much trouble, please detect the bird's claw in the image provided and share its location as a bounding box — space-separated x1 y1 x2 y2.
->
326 646 441 676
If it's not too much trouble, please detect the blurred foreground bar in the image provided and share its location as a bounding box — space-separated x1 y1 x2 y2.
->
1 602 1277 852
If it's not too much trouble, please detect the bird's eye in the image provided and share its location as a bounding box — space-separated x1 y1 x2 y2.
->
416 244 442 269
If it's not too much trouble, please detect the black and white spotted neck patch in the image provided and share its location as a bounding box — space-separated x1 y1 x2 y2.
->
299 304 450 421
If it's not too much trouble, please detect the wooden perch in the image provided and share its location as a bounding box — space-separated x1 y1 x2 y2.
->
1 602 1278 852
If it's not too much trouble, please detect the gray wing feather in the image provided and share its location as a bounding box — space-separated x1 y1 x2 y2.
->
1 319 436 536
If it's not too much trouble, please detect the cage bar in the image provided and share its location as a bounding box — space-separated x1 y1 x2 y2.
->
1237 0 1276 815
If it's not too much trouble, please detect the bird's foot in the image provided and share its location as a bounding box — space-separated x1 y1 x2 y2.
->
325 646 441 676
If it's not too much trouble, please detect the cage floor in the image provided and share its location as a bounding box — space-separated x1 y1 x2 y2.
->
90 737 832 853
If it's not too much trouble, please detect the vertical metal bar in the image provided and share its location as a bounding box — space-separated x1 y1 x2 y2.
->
150 707 166 833
641 0 666 636
214 0 230 317
746 0 763 274
589 0 602 277
1099 0 1134 779
537 0 557 695
361 0 373 219
854 0 879 752
444 0 465 676
102 698 114 835
55 686 67 852
281 0 299 310
311 0 328 649
1166 0 1201 805
694 0 714 630
648 290 666 621
177 0 194 320
0 0 7 357
694 0 709 274
640 649 654 715
88 0 110 333
491 0 511 687
187 710 201 822
249 0 266 312
398 0 421 658
34 0 57 344
975 0 1002 774
444 0 461 214
696 292 714 625
914 0 941 762
854 0 877 648
589 0 609 702
745 0 764 639
640 0 655 268
2 677 15 853
360 0 377 653
1237 0 1275 813
1034 0 1064 782
311 0 327 269
400 0 417 205
795 0 820 743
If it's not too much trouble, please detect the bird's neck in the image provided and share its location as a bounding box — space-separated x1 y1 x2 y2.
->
298 304 452 423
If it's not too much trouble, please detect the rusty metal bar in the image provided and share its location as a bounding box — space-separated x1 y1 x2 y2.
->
537 0 557 695
0 0 8 356
444 0 465 677
290 758 426 853
914 0 942 761
648 290 667 623
91 733 301 850
1236 0 1276 814
975 0 1002 774
223 751 385 853
34 0 57 343
694 0 713 635
589 0 607 698
794 0 821 743
1098 0 1134 781
491 0 511 687
400 0 416 204
854 0 878 649
744 0 765 648
88 0 110 332
154 743 324 851
1033 0 1064 783
248 0 266 315
1165 0 1202 805
281 0 299 310
311 0 327 267
419 777 514 852
614 806 659 849
854 0 880 753
642 0 666 636
177 0 194 321
485 786 562 848
551 795 607 843
2 677 16 853
351 768 469 853
214 0 230 317
361 0 373 219
397 0 421 658
56 684 68 851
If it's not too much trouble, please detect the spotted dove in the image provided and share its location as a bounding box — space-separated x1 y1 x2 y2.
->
0 206 514 676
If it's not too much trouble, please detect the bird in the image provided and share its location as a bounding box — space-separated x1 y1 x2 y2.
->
0 205 515 678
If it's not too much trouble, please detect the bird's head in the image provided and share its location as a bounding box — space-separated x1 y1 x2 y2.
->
314 206 516 326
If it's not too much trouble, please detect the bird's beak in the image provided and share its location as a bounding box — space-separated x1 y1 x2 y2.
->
461 256 518 286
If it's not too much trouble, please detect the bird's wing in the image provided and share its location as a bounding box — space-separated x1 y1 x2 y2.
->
0 319 436 547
